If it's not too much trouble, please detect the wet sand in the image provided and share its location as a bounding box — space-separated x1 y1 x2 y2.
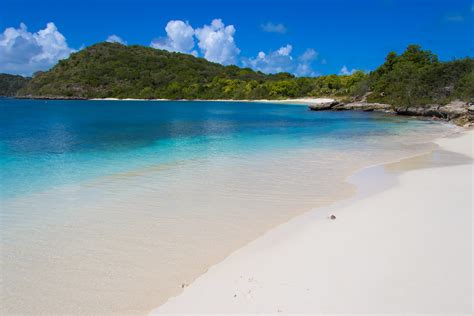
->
0 124 461 314
153 130 473 314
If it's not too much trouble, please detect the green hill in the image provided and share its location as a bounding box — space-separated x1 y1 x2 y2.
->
13 43 473 105
17 42 364 100
0 74 31 97
363 45 474 106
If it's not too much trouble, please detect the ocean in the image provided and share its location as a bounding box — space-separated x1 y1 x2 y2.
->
0 99 456 314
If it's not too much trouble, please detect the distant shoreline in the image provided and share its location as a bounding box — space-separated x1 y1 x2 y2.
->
11 96 473 126
15 95 338 106
89 97 340 106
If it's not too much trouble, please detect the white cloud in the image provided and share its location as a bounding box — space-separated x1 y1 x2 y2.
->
106 34 126 45
150 19 239 64
151 20 196 55
295 48 318 76
195 19 240 65
261 22 287 34
243 45 318 76
298 48 318 62
277 44 293 56
0 22 74 75
243 44 293 74
295 63 317 77
339 65 357 75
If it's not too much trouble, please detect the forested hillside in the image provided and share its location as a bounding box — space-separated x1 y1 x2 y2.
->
0 74 30 96
8 42 473 105
17 42 364 99
362 45 473 106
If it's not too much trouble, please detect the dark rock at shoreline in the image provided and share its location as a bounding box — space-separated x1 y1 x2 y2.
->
333 102 393 112
438 101 469 119
308 101 341 111
467 104 474 114
309 101 393 113
394 101 472 126
394 105 439 117
309 100 473 127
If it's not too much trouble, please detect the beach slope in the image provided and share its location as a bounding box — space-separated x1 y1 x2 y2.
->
153 131 473 314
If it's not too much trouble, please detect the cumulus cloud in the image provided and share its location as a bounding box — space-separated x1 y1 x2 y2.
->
261 22 287 34
106 34 127 45
195 19 240 65
277 44 293 56
243 45 318 76
295 48 319 76
0 22 74 75
295 63 316 76
150 19 240 64
151 20 196 55
243 44 293 73
298 48 318 62
339 65 357 75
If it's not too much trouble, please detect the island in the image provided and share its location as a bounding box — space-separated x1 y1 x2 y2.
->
1 43 472 126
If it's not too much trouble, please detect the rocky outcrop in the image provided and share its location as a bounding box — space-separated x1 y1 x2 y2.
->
438 101 470 119
309 100 473 127
394 101 467 119
309 101 393 112
468 104 474 114
333 102 393 112
394 105 440 117
394 101 473 126
308 100 340 111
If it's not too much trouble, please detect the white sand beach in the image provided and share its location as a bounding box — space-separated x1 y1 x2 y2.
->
89 97 336 106
153 130 473 314
256 97 337 105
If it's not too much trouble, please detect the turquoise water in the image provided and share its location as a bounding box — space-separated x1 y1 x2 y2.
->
0 99 448 200
0 99 457 314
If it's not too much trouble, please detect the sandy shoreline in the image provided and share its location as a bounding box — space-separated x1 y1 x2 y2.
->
152 130 473 314
3 99 461 314
89 97 336 105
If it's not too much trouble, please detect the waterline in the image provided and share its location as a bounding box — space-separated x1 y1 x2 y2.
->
0 100 459 314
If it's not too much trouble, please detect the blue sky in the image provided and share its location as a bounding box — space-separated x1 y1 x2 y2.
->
1 0 472 76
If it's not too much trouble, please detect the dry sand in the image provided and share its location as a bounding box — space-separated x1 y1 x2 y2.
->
152 130 473 315
89 97 335 105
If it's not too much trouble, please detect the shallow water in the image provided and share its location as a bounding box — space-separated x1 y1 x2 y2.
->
0 99 458 314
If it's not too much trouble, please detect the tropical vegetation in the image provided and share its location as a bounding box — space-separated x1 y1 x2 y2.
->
14 42 367 99
1 43 471 106
362 45 473 106
0 74 31 97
